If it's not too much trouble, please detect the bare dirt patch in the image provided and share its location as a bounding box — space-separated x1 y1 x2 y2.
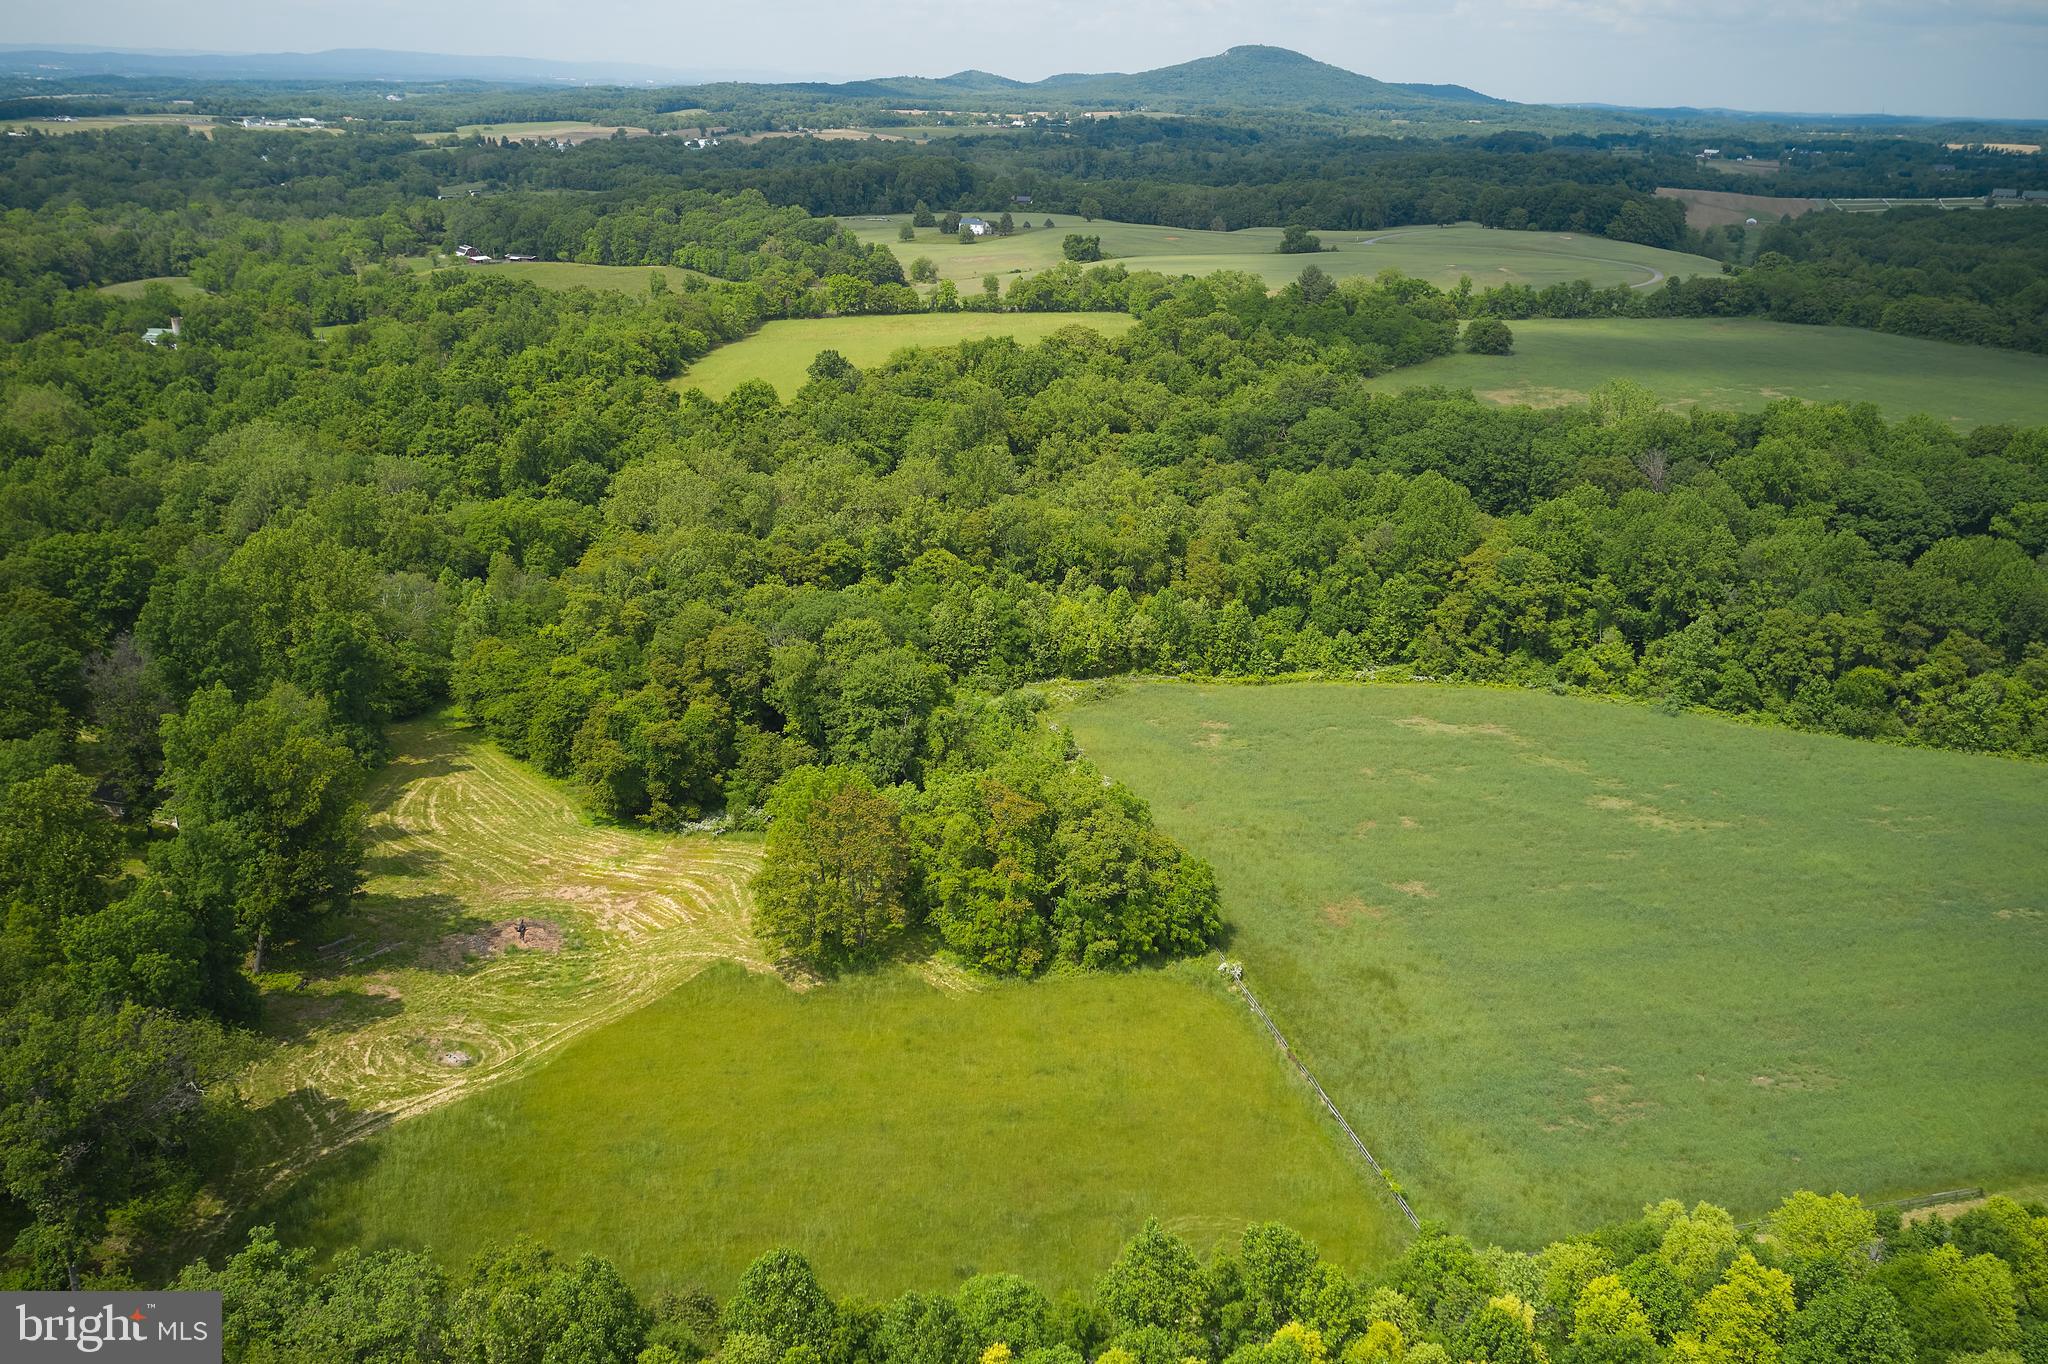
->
1352 819 1378 836
1321 896 1388 926
1586 794 1727 833
1388 880 1439 899
433 917 564 967
1395 714 1520 740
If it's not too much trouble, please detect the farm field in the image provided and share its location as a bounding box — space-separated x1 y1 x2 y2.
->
98 274 206 299
673 312 1137 398
395 255 704 294
1 114 225 136
264 961 1407 1295
847 216 1722 290
1653 186 1826 229
419 121 651 144
232 717 771 1192
1362 317 2048 427
1063 682 2048 1249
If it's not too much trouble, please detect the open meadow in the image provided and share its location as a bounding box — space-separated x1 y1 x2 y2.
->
418 121 651 144
1365 317 2048 427
396 255 704 294
264 962 1408 1295
1063 682 2048 1248
673 312 1137 398
97 274 207 299
232 718 772 1191
847 216 1721 290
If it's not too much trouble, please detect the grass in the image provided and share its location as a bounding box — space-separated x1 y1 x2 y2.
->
394 256 703 295
1062 682 2048 1248
264 961 1408 1296
252 714 1408 1294
1362 318 2048 428
98 275 205 300
846 217 1721 291
419 121 649 144
673 313 1138 399
233 717 769 1191
2 114 222 137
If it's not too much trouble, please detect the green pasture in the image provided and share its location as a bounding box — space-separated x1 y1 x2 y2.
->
418 121 649 144
847 217 1720 291
98 275 206 300
397 256 703 294
1064 682 2048 1249
673 312 1137 399
1363 318 2048 428
265 962 1407 1295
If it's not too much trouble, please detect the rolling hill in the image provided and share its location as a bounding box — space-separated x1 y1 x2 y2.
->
810 46 1507 112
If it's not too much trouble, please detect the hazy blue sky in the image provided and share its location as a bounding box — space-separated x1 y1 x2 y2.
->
17 0 2048 119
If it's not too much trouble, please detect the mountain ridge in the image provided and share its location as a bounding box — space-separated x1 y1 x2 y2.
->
0 43 1507 110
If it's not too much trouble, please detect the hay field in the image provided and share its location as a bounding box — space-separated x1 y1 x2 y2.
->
673 312 1137 399
1361 317 2048 428
1654 187 1826 229
1064 682 2048 1248
266 962 1411 1296
235 718 770 1187
98 275 206 300
419 121 650 144
398 256 703 294
847 216 1721 291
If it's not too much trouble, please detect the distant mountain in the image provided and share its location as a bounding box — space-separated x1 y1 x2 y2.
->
0 43 1505 111
0 45 726 85
823 46 1507 112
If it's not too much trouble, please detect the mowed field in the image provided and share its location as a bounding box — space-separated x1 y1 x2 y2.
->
847 216 1721 291
98 275 207 300
234 718 771 1189
1064 683 2048 1248
266 963 1407 1295
418 121 651 144
396 256 704 294
674 312 1137 398
1364 318 2048 428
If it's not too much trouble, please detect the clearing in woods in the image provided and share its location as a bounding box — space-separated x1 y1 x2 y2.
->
264 963 1409 1295
233 717 770 1190
847 216 1721 291
1653 187 1827 229
252 716 1410 1291
1063 682 2048 1249
673 312 1138 399
393 255 705 294
98 275 208 300
1360 317 2048 428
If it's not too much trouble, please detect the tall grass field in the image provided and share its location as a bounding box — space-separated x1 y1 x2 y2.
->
1063 682 2048 1247
847 217 1720 291
265 963 1409 1294
1364 318 2048 427
673 313 1137 398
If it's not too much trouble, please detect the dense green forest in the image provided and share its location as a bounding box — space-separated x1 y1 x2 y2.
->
171 1190 2048 1364
1 114 2045 1318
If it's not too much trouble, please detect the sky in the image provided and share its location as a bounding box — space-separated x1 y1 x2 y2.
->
14 0 2048 120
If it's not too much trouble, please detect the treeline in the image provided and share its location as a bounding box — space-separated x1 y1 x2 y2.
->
0 119 1695 259
1463 208 2048 356
171 1188 2048 1363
